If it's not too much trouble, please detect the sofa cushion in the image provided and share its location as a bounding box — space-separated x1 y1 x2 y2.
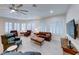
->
46 34 50 37
8 37 15 41
6 33 14 38
8 40 15 44
8 37 15 44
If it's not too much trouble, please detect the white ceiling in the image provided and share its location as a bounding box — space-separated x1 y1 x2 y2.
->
0 4 70 20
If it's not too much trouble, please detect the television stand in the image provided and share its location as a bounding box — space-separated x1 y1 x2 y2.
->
61 37 78 55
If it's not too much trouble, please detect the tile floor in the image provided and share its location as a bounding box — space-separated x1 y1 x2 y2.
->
0 35 63 55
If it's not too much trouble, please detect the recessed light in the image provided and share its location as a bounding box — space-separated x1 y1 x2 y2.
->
50 10 54 14
10 10 16 13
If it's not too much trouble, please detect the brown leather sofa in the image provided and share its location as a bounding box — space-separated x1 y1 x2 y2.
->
34 32 52 41
10 30 18 36
24 30 31 37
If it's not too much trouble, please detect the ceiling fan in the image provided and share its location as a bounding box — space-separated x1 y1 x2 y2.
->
9 4 29 15
9 4 37 15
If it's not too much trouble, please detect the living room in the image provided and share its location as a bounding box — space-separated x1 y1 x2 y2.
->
0 4 79 55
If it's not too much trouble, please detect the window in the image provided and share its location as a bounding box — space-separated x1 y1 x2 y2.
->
9 23 13 32
17 23 20 31
21 23 26 31
31 22 36 31
5 22 9 33
5 22 13 33
27 23 32 30
14 23 20 31
14 23 17 30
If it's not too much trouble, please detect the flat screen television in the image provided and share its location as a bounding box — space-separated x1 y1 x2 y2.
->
67 19 77 39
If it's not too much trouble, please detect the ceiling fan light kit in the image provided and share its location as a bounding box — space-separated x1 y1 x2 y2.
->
10 10 16 13
9 4 29 15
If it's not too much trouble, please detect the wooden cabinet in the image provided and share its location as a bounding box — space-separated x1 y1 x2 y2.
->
77 24 79 38
61 38 78 55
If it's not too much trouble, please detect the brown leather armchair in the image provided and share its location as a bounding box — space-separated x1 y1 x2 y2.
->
24 30 31 37
10 30 18 36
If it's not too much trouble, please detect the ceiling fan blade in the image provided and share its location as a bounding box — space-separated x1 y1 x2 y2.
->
17 4 23 8
12 4 15 7
33 4 37 7
9 4 15 9
18 11 27 15
9 7 13 9
19 10 28 12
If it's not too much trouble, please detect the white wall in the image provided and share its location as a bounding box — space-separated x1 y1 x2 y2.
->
0 14 66 37
66 4 79 35
66 4 79 51
44 15 66 36
66 5 79 23
0 19 5 35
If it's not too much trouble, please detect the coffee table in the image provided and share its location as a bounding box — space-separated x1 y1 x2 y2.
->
31 35 44 46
